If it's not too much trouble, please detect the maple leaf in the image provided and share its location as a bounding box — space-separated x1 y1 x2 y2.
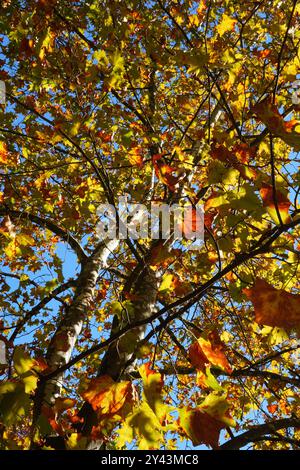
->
260 183 291 224
81 376 134 417
216 14 236 37
149 242 182 268
0 142 8 164
180 206 203 238
117 402 163 450
243 279 300 329
252 96 300 150
179 407 224 448
139 363 166 423
152 155 181 191
189 333 232 374
128 147 143 167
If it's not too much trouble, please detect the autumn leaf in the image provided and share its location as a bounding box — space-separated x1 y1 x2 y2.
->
216 14 236 37
128 147 143 167
189 333 232 374
252 96 300 150
260 183 291 224
13 346 35 375
149 242 182 268
116 402 163 450
54 397 76 414
0 382 30 426
243 279 300 329
155 163 179 191
180 206 203 238
179 395 235 449
0 142 8 164
139 363 166 423
81 376 134 417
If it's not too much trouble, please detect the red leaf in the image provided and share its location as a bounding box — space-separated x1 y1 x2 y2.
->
189 333 232 374
243 279 300 328
252 97 300 150
260 183 291 224
81 376 133 417
179 407 224 448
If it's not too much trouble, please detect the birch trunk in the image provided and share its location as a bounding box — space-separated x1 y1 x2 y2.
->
31 239 118 442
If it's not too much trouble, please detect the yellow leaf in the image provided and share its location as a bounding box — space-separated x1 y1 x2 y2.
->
13 347 35 375
159 273 174 292
66 433 87 450
139 363 167 423
0 142 8 164
22 371 38 394
116 402 163 450
216 14 236 37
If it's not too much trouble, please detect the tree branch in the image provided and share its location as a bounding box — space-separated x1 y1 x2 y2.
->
0 207 87 262
220 417 300 450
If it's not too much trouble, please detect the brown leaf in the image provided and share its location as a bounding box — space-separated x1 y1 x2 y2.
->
243 279 300 328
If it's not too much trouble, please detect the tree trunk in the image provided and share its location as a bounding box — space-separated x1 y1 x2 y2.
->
31 239 118 444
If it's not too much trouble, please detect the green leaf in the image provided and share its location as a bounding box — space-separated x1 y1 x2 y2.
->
13 347 35 375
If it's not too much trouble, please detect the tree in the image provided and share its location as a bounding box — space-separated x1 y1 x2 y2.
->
0 0 300 451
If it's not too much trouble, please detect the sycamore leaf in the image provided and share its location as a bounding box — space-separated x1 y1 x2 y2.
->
15 233 35 246
260 183 291 224
252 96 300 150
13 347 35 375
150 242 181 268
216 14 236 37
179 407 225 448
81 376 133 417
54 397 76 414
189 333 232 374
196 367 224 391
0 382 30 426
22 371 38 394
243 279 300 329
0 142 8 164
116 402 163 450
180 206 203 238
199 393 236 428
155 163 179 191
139 363 166 424
66 433 88 450
128 147 143 167
158 273 174 293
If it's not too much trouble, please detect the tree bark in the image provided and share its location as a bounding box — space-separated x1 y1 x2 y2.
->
77 252 162 443
31 239 118 443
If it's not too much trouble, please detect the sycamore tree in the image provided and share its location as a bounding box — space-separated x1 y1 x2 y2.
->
0 0 300 451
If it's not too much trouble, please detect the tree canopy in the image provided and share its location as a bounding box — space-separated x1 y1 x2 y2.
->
0 0 300 450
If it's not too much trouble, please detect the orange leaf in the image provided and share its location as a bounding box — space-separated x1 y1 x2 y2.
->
128 147 143 167
153 156 180 191
180 207 203 238
179 407 224 448
267 404 278 414
54 397 76 414
41 405 64 436
0 142 8 164
189 334 232 374
149 242 182 268
252 96 300 150
243 279 300 329
260 183 291 224
81 376 133 416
